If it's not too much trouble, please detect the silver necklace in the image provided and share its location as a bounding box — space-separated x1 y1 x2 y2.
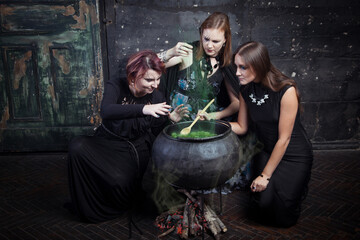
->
249 93 269 106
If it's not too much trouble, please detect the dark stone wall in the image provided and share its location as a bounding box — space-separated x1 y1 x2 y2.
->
101 0 360 149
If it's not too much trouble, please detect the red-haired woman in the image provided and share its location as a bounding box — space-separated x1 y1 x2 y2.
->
67 50 187 223
230 41 313 227
158 12 240 122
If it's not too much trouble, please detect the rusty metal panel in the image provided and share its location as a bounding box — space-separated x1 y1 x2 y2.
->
0 0 103 152
3 46 41 120
0 2 78 34
49 44 98 126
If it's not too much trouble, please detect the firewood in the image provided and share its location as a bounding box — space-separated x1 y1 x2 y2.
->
193 211 203 231
158 226 175 238
189 203 196 236
177 189 199 205
207 205 227 232
181 198 189 239
172 189 225 239
203 204 220 233
213 218 222 234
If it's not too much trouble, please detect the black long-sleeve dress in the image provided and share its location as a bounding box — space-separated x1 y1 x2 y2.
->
241 82 313 227
67 78 168 223
159 41 240 121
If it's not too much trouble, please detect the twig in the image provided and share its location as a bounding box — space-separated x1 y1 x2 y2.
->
158 226 175 238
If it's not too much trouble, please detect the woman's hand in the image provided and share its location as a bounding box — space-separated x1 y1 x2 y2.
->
169 42 193 58
158 42 193 69
198 111 217 121
169 104 189 122
142 102 171 118
250 174 270 193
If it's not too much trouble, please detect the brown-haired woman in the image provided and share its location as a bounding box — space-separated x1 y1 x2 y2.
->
230 41 313 227
67 50 187 223
158 12 239 121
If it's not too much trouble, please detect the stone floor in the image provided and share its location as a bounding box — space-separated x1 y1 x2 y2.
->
0 149 359 240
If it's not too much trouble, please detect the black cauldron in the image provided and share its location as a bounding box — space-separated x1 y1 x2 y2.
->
152 120 243 190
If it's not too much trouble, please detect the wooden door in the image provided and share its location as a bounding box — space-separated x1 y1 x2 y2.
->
0 0 103 152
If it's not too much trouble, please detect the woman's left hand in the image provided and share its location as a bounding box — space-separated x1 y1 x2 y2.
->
169 104 189 122
250 175 270 192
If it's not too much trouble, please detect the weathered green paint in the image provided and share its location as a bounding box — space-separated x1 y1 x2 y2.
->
0 0 103 152
6 47 41 120
1 4 78 34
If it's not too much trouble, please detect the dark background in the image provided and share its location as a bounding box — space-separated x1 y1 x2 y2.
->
100 0 360 150
0 0 359 151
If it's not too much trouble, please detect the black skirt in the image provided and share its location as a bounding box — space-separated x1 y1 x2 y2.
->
248 151 312 227
67 125 151 223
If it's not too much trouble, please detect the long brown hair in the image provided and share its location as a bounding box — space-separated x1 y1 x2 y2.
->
235 41 301 103
197 12 232 67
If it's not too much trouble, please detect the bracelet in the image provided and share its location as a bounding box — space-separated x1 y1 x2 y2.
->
260 174 270 181
158 50 168 63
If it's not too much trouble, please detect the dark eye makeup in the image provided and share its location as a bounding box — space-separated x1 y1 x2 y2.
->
239 65 247 70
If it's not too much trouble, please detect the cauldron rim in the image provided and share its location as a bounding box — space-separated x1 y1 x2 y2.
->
161 120 231 142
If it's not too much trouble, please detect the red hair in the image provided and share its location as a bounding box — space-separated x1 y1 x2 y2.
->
126 50 165 85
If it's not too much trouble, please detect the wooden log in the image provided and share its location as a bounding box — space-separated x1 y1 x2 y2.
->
158 226 175 238
176 189 227 239
177 189 199 205
181 198 189 239
189 203 196 236
207 205 227 232
203 205 221 238
194 213 203 233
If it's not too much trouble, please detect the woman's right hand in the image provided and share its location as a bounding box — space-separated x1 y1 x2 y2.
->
158 42 193 68
198 111 217 121
168 42 193 58
142 102 171 118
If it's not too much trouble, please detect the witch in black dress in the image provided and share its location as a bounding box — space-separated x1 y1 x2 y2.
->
67 50 187 223
157 12 240 122
156 13 255 194
229 41 313 227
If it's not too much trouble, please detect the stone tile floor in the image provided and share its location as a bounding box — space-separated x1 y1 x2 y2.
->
0 150 359 239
